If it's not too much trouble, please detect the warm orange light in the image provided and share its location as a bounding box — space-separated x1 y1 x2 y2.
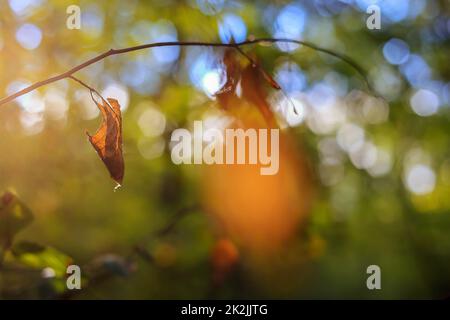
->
202 106 313 256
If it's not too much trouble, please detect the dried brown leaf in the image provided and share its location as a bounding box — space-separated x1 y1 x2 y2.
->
87 98 124 186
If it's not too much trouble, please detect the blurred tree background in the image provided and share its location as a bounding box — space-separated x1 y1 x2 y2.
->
0 0 449 299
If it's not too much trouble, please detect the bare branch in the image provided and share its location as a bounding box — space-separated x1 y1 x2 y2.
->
0 38 376 107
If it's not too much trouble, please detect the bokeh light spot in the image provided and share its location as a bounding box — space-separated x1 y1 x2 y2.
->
405 164 436 195
219 14 247 43
16 23 42 50
410 89 439 116
383 38 410 65
101 83 130 112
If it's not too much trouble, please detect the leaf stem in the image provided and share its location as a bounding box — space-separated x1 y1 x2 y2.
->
68 75 97 93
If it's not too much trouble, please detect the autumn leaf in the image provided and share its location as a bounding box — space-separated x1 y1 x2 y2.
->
241 62 276 126
216 49 241 111
87 97 124 186
216 49 278 126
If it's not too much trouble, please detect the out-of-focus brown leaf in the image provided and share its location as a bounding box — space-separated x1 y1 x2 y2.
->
216 49 242 111
202 122 313 255
215 50 277 126
241 63 276 126
87 98 124 186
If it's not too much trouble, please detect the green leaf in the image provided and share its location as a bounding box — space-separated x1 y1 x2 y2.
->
11 240 45 255
11 241 73 278
0 191 34 249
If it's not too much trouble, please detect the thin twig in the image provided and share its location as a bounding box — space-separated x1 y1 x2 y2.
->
156 205 199 237
69 75 103 104
131 205 199 263
0 38 376 107
69 75 116 115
